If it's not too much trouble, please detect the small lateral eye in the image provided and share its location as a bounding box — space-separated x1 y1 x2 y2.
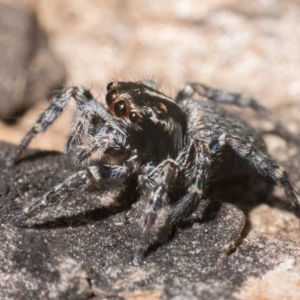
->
129 112 139 123
114 101 127 117
106 82 117 91
154 106 166 119
106 90 116 105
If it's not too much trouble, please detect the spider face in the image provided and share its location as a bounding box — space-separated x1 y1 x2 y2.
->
104 81 187 162
7 79 300 264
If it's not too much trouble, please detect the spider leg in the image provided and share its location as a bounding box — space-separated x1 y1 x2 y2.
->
65 110 100 154
169 140 211 225
175 83 300 144
134 159 179 264
12 164 130 225
154 140 211 246
134 141 211 264
6 86 96 166
175 82 266 112
218 133 300 216
262 119 300 145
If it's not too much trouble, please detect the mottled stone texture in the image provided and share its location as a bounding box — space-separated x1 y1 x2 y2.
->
1 140 300 299
1 0 300 299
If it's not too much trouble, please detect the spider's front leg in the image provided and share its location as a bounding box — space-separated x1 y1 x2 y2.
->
65 110 100 154
134 159 179 264
12 164 130 225
134 140 211 264
5 86 97 166
168 140 211 227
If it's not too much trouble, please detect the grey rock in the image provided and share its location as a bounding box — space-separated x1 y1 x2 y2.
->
0 2 65 123
1 140 300 299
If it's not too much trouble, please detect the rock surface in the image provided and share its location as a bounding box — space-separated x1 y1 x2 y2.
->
1 0 300 299
0 2 65 123
1 141 300 299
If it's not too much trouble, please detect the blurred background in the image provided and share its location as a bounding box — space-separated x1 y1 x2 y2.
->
0 0 299 153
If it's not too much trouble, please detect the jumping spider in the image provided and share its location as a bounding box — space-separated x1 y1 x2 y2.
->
6 80 300 263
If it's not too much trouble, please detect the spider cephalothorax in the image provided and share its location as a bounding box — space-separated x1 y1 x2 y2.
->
104 81 187 161
65 82 186 171
6 80 300 263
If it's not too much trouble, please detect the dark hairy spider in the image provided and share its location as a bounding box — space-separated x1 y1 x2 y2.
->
6 80 300 264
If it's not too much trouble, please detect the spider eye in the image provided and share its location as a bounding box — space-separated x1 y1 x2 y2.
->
154 106 166 119
106 90 116 105
106 82 117 91
129 112 139 123
114 101 127 117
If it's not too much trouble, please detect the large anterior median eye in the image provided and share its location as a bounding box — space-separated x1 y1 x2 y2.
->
114 101 127 117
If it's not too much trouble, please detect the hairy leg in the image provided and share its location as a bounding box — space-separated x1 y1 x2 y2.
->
262 119 300 145
218 133 300 216
157 140 211 242
12 164 130 225
170 140 210 224
175 82 300 144
175 82 266 112
65 110 101 153
134 140 210 264
134 159 179 264
6 86 96 166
